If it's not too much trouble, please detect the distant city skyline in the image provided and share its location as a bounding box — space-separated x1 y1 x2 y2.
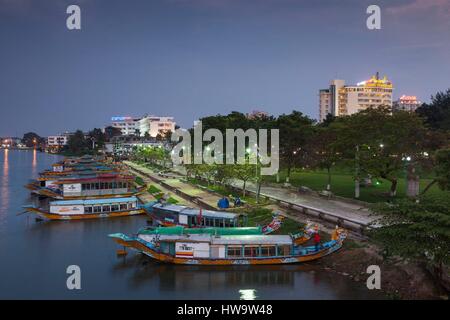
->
1 0 449 136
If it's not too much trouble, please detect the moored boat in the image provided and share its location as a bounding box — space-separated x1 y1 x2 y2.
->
28 173 144 200
23 196 145 220
109 226 347 265
143 202 285 234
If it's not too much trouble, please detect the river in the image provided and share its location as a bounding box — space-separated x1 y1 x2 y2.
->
0 149 383 299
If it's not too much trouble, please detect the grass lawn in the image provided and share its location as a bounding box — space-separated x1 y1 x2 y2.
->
265 169 448 203
148 184 162 194
187 178 270 206
244 207 305 235
135 176 146 186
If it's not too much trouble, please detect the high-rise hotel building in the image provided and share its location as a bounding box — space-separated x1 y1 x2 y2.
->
111 115 175 137
319 73 394 122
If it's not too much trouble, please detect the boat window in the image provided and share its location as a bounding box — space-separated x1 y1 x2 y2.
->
227 246 242 258
260 246 276 257
100 182 104 189
120 204 127 210
85 206 93 213
277 245 291 256
93 206 101 213
244 246 259 257
112 182 117 189
95 183 100 190
108 182 113 189
118 182 123 188
111 205 119 212
102 205 111 212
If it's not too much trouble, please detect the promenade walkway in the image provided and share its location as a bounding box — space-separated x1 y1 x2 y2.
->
230 180 377 227
127 162 379 232
125 162 221 209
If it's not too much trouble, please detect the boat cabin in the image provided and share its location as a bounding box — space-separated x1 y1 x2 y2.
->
139 232 293 259
150 203 247 227
49 196 139 215
53 174 135 197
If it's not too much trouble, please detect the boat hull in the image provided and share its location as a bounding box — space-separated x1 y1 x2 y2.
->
111 237 343 266
25 207 145 220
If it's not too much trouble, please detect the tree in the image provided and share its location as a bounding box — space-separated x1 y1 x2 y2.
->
421 148 450 195
65 130 89 156
88 128 105 149
277 111 315 184
334 107 430 197
416 88 450 131
22 132 43 148
369 196 450 278
233 164 256 197
104 126 122 141
308 126 341 191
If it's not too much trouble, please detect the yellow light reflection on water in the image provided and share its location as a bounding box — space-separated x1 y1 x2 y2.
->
239 289 257 300
31 149 37 176
1 149 10 220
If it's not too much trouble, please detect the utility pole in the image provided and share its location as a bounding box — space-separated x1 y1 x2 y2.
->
355 145 360 199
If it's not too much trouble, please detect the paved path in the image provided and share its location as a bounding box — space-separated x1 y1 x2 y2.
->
231 180 376 226
128 162 379 232
170 165 378 228
127 166 192 206
125 162 220 209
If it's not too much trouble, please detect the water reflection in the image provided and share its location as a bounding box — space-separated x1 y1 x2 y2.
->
31 149 37 176
0 149 10 228
0 151 385 299
239 289 257 300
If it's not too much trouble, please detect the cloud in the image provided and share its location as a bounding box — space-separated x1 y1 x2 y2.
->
386 0 450 18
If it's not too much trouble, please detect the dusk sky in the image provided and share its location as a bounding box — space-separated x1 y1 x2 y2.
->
0 0 449 137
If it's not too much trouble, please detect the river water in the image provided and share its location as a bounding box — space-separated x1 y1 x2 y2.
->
0 149 383 299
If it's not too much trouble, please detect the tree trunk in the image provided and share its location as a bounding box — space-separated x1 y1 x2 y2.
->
242 180 247 197
326 167 331 191
421 179 437 195
256 180 261 204
354 179 360 199
285 166 291 184
354 145 360 198
389 179 398 197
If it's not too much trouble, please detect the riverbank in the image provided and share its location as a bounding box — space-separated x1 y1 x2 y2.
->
126 160 449 300
318 242 448 300
0 150 387 299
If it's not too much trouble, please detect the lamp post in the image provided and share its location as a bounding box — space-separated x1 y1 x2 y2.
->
246 145 261 204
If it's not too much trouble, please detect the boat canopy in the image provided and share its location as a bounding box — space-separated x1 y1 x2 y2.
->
139 226 263 236
50 196 138 206
152 203 240 219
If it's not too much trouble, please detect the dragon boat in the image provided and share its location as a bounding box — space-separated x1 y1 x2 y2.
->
109 225 346 265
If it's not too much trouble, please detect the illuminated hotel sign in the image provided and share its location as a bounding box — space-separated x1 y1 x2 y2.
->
400 95 417 101
111 116 133 121
357 75 392 88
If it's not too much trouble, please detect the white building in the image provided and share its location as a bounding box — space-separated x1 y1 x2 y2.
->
393 95 422 112
47 133 71 147
111 115 175 137
138 115 175 137
319 73 394 122
111 116 140 136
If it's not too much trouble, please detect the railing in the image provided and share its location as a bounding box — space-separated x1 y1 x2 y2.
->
127 163 369 233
